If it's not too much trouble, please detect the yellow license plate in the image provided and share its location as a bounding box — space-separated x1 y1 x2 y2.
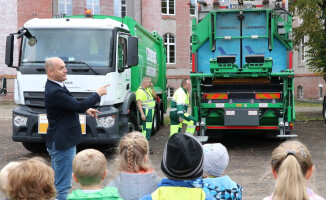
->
38 114 86 134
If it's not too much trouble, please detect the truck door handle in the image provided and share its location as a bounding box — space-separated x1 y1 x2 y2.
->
126 83 130 90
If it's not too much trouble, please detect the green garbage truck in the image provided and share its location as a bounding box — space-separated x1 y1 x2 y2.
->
4 13 167 152
191 0 296 139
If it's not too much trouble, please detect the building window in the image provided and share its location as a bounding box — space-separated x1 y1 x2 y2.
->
167 87 175 99
86 0 100 15
297 86 303 99
114 0 126 17
300 36 305 62
121 0 126 17
190 0 195 15
162 0 175 15
319 85 323 99
163 33 176 64
58 0 72 16
190 36 192 64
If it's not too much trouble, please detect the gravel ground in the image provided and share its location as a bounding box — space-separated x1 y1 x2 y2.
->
0 104 325 200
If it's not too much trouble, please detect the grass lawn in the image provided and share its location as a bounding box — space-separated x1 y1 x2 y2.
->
295 100 322 107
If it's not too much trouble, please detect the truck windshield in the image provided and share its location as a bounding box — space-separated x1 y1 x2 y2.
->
21 29 113 67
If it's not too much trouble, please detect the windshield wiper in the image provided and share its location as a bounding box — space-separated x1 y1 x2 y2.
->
22 61 45 63
64 61 98 75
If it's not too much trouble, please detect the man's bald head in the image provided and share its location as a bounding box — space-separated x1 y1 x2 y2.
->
45 57 67 82
45 57 62 73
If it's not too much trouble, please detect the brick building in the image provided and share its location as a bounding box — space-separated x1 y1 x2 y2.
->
0 0 194 102
292 17 326 100
1 0 321 102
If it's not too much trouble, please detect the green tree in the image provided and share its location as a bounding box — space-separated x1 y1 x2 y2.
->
290 0 326 79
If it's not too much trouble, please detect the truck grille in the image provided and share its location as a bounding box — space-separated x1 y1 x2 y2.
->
24 92 99 108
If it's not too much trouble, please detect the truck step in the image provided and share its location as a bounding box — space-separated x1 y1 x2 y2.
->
193 136 209 144
276 134 298 138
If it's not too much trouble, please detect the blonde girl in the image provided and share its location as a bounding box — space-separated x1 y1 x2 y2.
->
263 140 324 200
107 131 161 200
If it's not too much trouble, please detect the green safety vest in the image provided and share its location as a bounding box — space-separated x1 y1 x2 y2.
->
135 86 155 109
67 187 123 200
170 87 189 117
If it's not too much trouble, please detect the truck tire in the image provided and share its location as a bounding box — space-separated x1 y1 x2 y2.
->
22 142 47 153
323 106 326 123
159 102 164 126
128 110 138 132
151 106 159 136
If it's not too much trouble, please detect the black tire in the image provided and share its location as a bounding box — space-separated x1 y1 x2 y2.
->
323 106 326 124
128 110 138 132
151 106 159 136
22 142 47 153
159 103 164 126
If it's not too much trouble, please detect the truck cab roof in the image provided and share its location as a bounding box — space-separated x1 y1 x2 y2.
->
24 17 129 30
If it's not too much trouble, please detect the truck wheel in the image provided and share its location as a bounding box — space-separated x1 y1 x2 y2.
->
323 106 326 123
22 142 47 153
151 107 159 136
159 103 164 126
128 110 138 132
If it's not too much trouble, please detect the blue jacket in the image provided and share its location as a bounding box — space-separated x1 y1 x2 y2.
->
202 175 243 200
44 80 100 150
141 178 207 200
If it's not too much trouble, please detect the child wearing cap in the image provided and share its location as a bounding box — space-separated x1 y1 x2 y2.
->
201 143 242 200
141 133 206 200
67 149 123 200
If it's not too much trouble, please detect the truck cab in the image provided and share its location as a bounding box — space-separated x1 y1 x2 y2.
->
5 14 167 152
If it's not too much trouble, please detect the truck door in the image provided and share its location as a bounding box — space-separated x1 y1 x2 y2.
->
116 35 131 100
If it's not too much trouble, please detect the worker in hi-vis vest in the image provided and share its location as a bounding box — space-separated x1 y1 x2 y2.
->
135 77 157 140
170 79 196 136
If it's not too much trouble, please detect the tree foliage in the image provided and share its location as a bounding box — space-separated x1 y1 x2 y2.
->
290 0 326 79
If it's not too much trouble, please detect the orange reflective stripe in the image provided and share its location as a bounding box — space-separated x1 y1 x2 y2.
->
205 93 228 99
255 93 280 99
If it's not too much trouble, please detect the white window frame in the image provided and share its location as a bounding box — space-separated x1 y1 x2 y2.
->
58 0 72 16
300 36 305 62
114 0 126 17
161 0 175 15
190 0 195 16
297 86 303 99
163 33 176 64
86 0 100 15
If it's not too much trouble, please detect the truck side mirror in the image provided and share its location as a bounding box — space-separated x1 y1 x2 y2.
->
5 35 14 67
127 36 138 67
0 77 7 95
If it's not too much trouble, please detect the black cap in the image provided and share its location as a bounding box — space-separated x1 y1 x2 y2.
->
161 133 203 180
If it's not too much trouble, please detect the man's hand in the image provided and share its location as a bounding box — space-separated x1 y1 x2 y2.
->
86 108 101 119
141 113 146 121
179 117 183 123
96 84 110 96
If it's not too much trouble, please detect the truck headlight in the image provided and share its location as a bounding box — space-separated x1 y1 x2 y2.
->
13 115 28 127
96 115 115 128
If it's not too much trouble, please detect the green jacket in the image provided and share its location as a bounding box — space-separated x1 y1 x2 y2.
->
67 187 123 200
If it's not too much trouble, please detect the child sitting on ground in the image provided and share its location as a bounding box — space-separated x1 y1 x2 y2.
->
68 149 122 200
263 140 324 200
201 143 243 200
0 161 22 200
107 131 161 200
7 157 56 200
141 133 206 200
